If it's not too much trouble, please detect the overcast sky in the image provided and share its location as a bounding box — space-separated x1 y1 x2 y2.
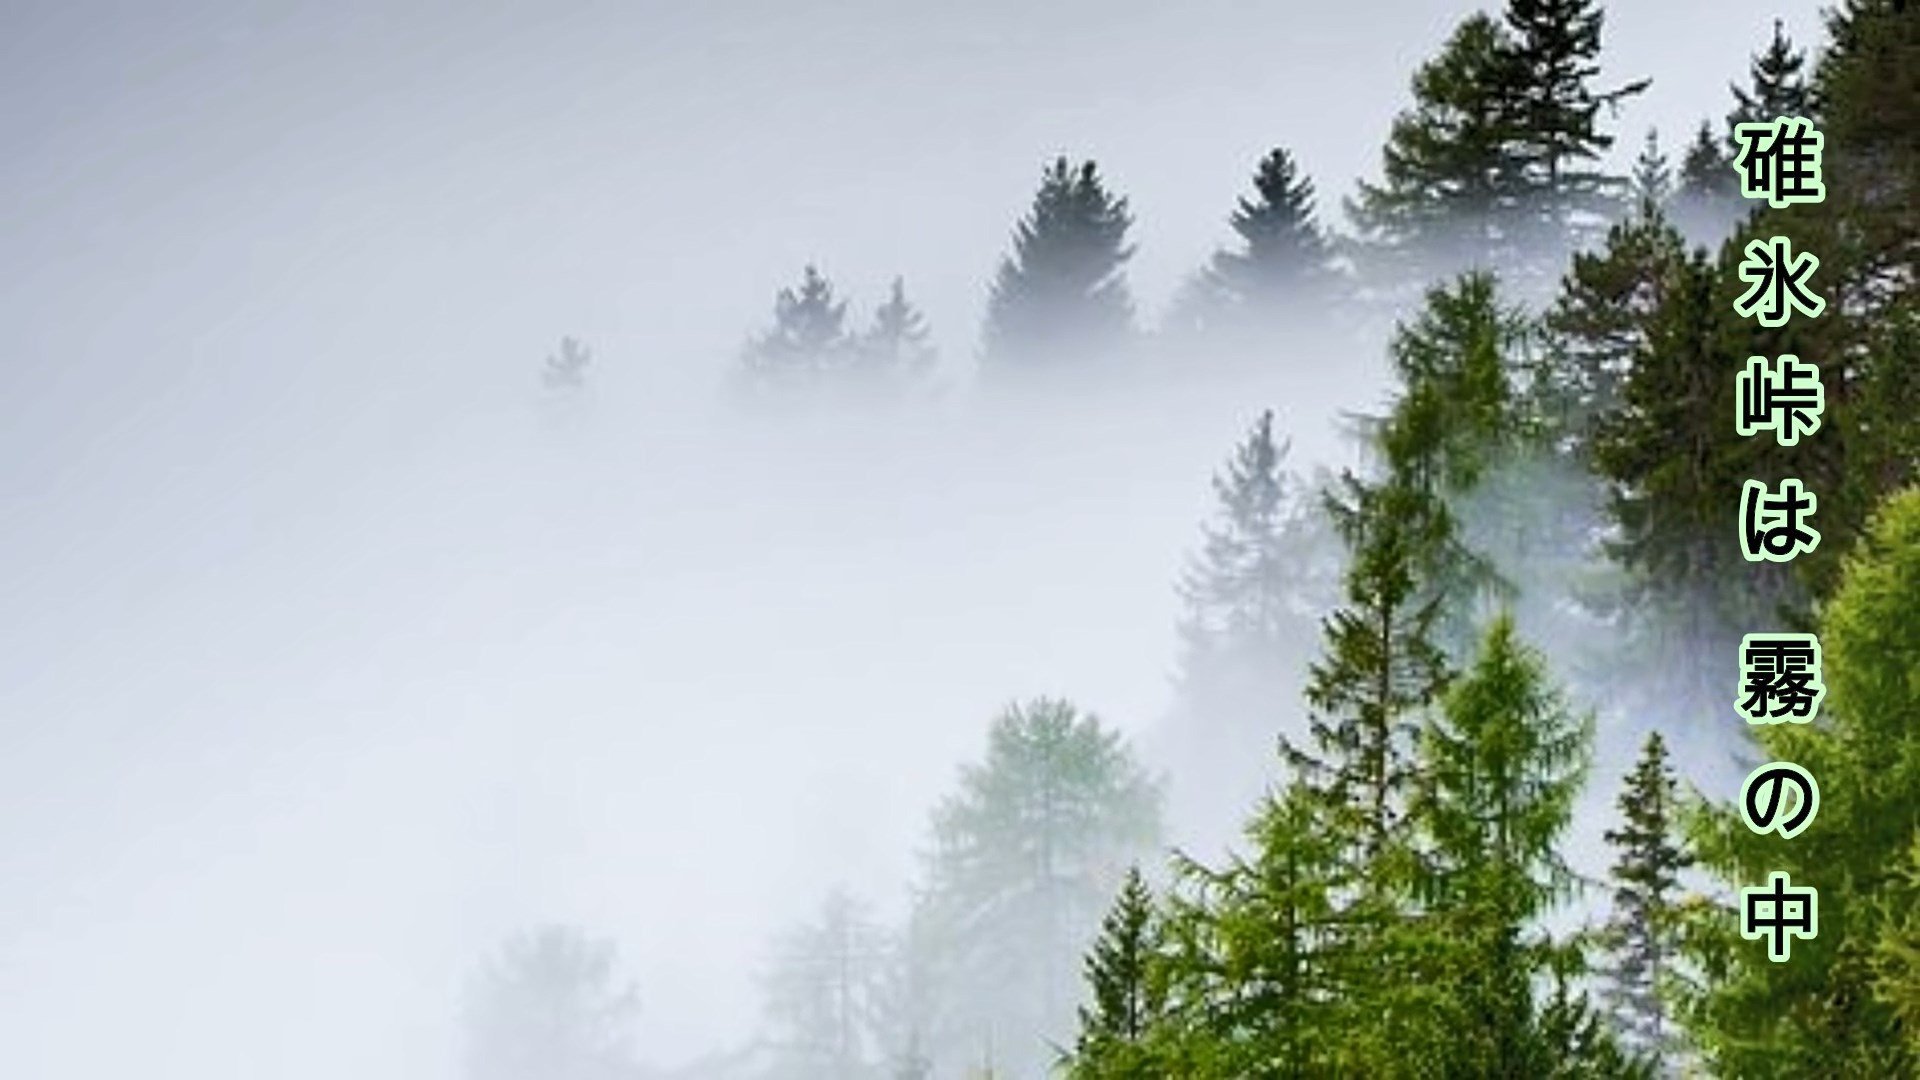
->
0 3 1828 1077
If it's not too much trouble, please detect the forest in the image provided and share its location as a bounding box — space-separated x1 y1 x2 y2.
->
454 2 1920 1077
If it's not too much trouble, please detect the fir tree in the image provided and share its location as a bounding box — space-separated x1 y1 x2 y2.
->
1682 487 1920 1077
1200 148 1336 321
542 335 592 390
1501 0 1649 240
1599 732 1692 1066
1628 129 1670 210
915 699 1162 1079
462 926 641 1080
858 276 937 378
760 889 892 1080
982 157 1136 371
1062 867 1167 1078
1669 119 1743 245
1728 18 1812 131
742 264 854 384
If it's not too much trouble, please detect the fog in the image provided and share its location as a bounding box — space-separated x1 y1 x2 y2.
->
1 2 1826 1076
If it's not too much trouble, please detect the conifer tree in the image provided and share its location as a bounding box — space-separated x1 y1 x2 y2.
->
462 926 642 1080
760 890 892 1080
1350 14 1528 290
1728 18 1812 131
1198 148 1337 325
1628 129 1670 210
1406 613 1616 1078
742 264 854 384
1062 867 1168 1078
1501 0 1649 241
542 336 592 390
1669 120 1743 245
859 277 937 378
915 699 1161 1079
1682 487 1920 1077
982 158 1136 371
1599 732 1691 1066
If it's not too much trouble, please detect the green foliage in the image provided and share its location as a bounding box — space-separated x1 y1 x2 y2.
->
1061 868 1170 1079
1728 18 1812 133
1599 732 1693 1063
913 699 1161 1078
1681 487 1920 1077
982 157 1136 370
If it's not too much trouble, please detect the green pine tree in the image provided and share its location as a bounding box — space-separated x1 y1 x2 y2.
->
1728 18 1812 132
1406 613 1628 1078
981 157 1136 371
1628 129 1671 210
1681 487 1920 1077
1598 732 1692 1066
1061 867 1168 1078
915 698 1162 1079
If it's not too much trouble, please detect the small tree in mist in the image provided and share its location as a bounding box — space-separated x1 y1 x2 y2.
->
857 277 938 381
543 336 593 390
759 889 892 1080
1169 409 1335 838
741 264 854 387
913 698 1161 1080
463 925 641 1080
1628 129 1670 209
1598 731 1692 1068
1669 119 1743 245
981 157 1136 371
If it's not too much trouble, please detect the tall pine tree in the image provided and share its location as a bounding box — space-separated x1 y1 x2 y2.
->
981 158 1136 372
1598 732 1692 1067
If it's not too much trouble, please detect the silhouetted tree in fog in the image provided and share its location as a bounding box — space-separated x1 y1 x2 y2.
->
464 925 641 1080
981 158 1136 372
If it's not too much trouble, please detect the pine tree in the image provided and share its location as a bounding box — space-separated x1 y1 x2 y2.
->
981 158 1136 371
1728 18 1812 131
1628 129 1670 210
760 890 892 1080
542 336 592 390
1350 14 1529 291
462 926 641 1080
915 699 1162 1079
742 264 854 385
1199 148 1337 323
1682 487 1920 1077
1598 732 1691 1066
1669 119 1743 245
1405 613 1614 1077
858 277 937 379
1501 0 1649 243
1062 867 1167 1078
1170 411 1335 823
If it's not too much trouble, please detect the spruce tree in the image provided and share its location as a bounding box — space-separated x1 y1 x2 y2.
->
1406 613 1613 1078
741 264 854 385
541 335 592 390
1628 129 1670 210
859 276 937 378
1682 488 1920 1077
1728 18 1812 131
761 890 892 1080
1501 0 1649 244
1200 148 1337 324
462 926 641 1080
915 699 1161 1079
1350 14 1528 291
981 157 1136 371
1599 732 1691 1066
1062 867 1167 1078
1669 119 1743 245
